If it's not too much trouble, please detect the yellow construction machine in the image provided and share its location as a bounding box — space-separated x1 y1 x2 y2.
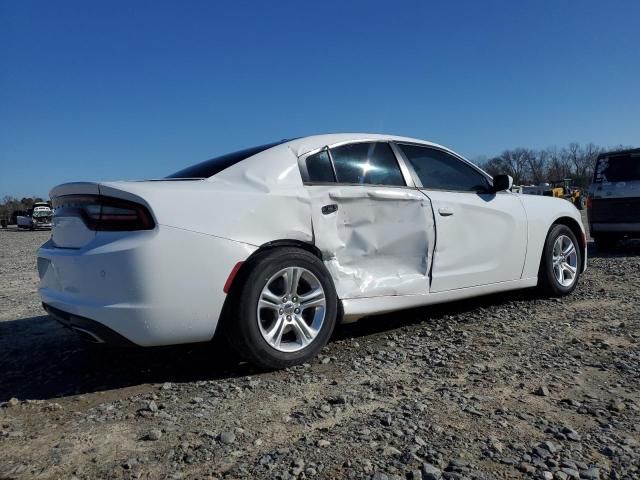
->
544 179 585 210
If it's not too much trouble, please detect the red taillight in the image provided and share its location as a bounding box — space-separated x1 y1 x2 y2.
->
52 195 155 231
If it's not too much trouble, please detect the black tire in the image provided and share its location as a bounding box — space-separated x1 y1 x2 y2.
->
593 234 618 252
224 247 338 369
576 196 585 210
538 224 581 296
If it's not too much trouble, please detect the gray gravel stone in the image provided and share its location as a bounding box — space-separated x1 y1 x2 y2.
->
580 468 600 479
143 429 162 441
422 463 442 480
560 467 580 479
535 385 550 396
219 431 236 445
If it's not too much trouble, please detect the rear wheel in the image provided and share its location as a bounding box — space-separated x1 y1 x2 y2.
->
539 224 581 296
225 248 337 369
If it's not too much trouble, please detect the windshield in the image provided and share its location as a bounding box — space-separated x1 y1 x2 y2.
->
166 140 288 179
32 209 52 218
594 154 640 183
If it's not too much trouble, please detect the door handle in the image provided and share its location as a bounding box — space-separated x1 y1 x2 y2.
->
438 207 454 216
368 190 423 201
321 204 338 215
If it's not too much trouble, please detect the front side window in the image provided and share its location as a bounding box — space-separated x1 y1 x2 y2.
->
330 142 405 186
399 144 490 192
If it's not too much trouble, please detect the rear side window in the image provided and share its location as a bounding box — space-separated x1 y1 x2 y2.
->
399 144 490 192
594 154 640 183
166 141 286 179
306 150 336 183
330 142 405 186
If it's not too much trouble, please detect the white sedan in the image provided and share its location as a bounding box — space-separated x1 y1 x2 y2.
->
38 134 586 368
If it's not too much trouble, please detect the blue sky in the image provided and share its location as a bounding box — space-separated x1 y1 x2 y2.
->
1 0 638 198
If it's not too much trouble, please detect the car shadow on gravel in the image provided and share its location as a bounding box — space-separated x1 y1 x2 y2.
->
0 315 256 403
0 288 538 403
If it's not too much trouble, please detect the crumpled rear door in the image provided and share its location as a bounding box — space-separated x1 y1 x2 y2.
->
307 185 435 299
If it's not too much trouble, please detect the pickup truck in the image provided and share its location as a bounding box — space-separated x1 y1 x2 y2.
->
588 148 640 250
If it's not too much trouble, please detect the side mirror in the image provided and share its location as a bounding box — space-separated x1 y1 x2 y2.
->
492 174 513 192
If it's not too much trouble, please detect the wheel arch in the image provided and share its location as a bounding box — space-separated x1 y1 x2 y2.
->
226 239 323 295
216 239 343 336
257 239 324 260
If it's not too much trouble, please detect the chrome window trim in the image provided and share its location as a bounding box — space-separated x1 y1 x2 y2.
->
388 142 416 188
325 146 339 183
298 147 337 184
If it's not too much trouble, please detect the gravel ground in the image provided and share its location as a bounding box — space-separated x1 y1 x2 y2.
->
0 219 638 480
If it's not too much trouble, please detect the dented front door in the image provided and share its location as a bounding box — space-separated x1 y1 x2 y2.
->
307 185 435 299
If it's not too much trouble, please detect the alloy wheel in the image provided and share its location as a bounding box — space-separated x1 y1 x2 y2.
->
552 234 578 287
256 267 326 352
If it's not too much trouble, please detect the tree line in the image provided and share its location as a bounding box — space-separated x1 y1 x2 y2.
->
481 142 631 188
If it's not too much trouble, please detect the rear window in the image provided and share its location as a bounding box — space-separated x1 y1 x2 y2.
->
594 154 640 183
166 141 286 179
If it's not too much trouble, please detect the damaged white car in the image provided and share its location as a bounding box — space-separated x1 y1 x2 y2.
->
18 202 53 230
38 134 586 368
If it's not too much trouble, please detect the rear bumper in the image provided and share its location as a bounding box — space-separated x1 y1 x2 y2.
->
19 222 52 229
37 226 256 346
590 222 640 233
43 303 135 346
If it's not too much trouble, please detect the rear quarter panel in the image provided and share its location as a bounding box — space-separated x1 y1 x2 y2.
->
38 226 257 345
100 144 313 248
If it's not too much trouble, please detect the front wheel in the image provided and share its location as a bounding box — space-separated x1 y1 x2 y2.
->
225 247 338 369
539 224 581 296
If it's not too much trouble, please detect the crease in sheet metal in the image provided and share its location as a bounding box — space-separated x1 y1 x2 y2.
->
309 186 435 299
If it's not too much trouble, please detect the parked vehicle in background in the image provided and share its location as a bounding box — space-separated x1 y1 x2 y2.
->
588 148 640 250
17 202 53 230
